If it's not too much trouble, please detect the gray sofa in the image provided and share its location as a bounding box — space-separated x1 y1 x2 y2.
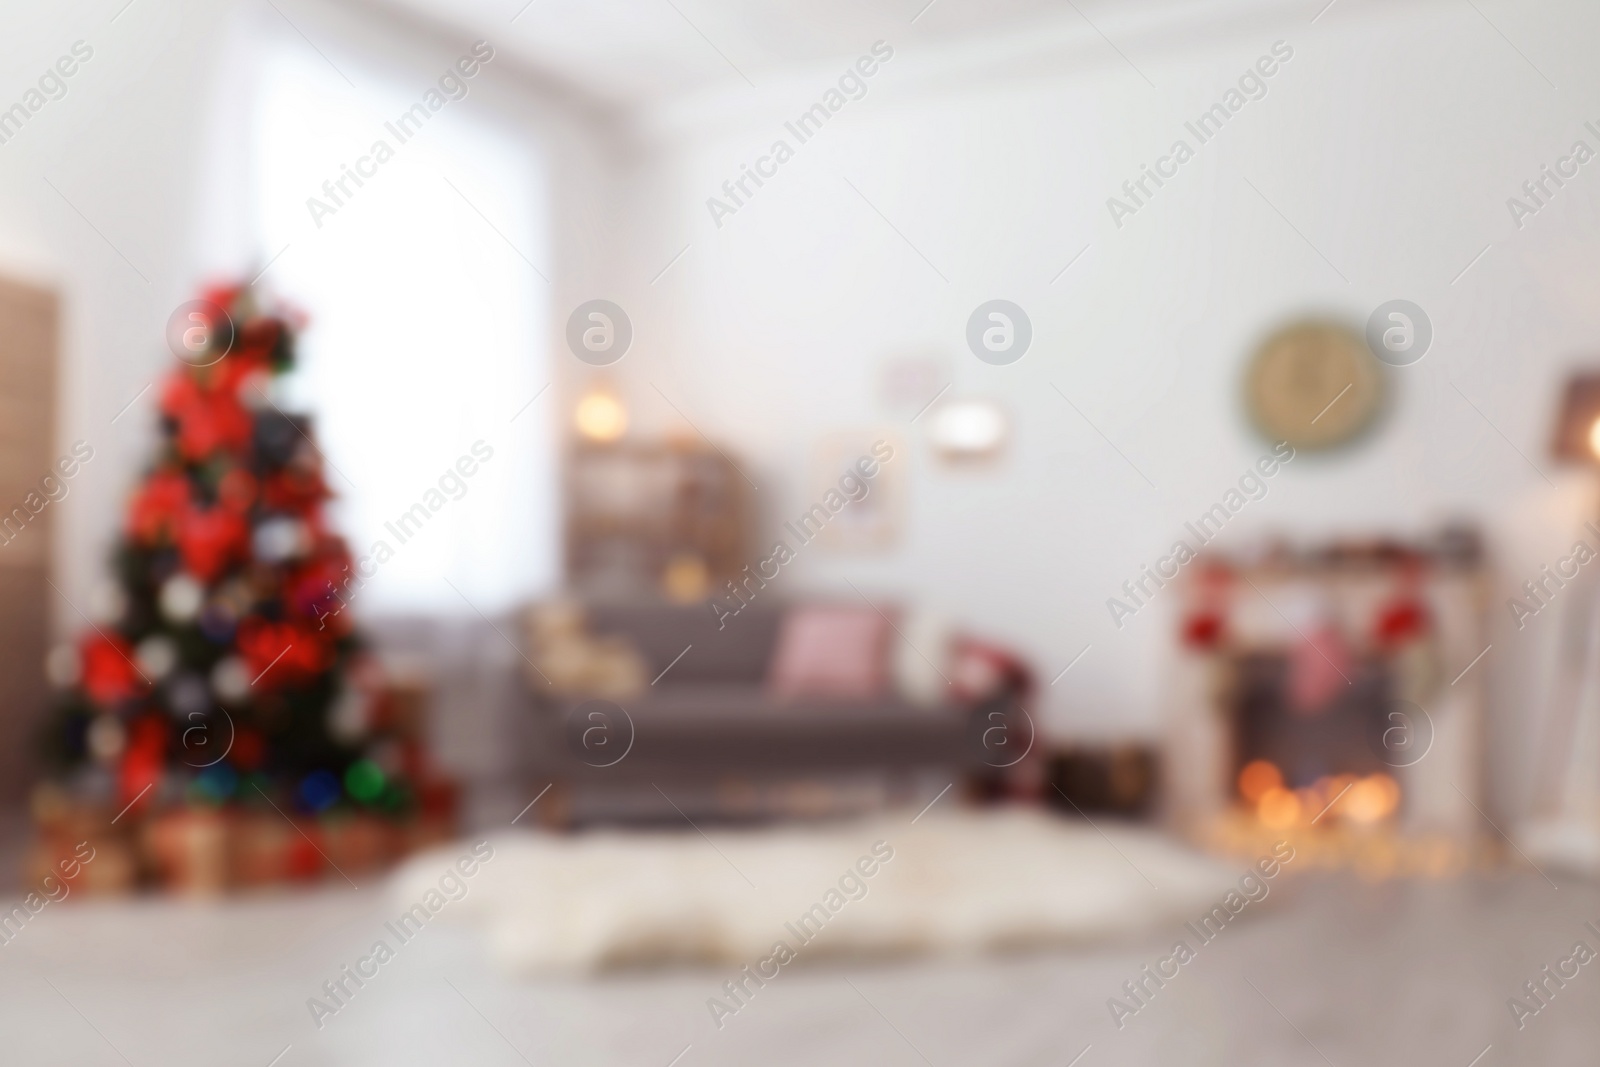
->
519 602 981 825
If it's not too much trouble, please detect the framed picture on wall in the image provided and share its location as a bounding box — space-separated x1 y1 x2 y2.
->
807 432 902 552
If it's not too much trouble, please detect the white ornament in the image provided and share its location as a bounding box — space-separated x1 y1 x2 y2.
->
135 635 179 680
329 687 370 742
252 517 307 563
210 656 252 703
159 573 205 622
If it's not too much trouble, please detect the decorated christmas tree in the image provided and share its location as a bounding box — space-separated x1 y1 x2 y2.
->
38 286 442 879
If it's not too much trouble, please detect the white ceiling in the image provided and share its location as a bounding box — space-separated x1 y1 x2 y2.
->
363 0 1127 109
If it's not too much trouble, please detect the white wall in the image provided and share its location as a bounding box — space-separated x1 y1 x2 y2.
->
595 0 1600 815
0 0 239 626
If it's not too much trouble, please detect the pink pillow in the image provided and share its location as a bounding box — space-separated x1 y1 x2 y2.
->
768 605 891 700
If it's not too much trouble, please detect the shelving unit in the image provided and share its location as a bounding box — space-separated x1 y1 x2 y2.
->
564 439 748 600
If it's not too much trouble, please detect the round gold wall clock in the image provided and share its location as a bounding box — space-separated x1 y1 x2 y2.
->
1245 320 1382 450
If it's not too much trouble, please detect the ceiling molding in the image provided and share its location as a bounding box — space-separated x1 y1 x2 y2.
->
615 0 1446 151
334 0 1448 154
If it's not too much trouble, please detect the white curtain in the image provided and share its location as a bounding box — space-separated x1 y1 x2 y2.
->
250 39 556 616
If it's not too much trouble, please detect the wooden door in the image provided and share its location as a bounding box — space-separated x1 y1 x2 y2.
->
0 277 57 803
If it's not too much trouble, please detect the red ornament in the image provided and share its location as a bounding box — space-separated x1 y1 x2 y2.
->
177 506 250 582
1374 598 1429 649
160 357 257 462
232 318 283 366
212 339 274 398
159 373 202 420
229 728 265 772
236 618 330 690
286 550 354 622
117 715 167 808
217 468 258 513
1181 611 1225 650
183 394 253 461
127 469 192 544
81 634 145 706
198 282 244 313
1181 559 1234 650
260 468 329 512
1373 557 1431 650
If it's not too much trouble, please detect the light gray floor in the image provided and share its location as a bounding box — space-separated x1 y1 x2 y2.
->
1 864 1597 1066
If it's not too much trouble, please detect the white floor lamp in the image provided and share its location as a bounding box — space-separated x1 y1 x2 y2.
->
1522 374 1600 874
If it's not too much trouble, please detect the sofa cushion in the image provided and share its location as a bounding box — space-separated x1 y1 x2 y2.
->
767 603 891 700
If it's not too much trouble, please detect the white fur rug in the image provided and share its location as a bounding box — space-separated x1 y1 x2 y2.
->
390 809 1239 974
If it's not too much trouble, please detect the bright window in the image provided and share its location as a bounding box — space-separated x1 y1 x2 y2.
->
251 42 555 615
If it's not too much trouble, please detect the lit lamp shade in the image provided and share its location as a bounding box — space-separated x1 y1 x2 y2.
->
1550 374 1600 466
928 399 1008 462
574 389 627 444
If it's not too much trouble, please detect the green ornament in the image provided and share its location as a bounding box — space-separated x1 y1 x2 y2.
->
344 759 385 802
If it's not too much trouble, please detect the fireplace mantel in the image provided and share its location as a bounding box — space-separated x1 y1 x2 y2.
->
1164 536 1490 844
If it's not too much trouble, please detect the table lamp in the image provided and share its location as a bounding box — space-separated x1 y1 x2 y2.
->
1550 374 1600 464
